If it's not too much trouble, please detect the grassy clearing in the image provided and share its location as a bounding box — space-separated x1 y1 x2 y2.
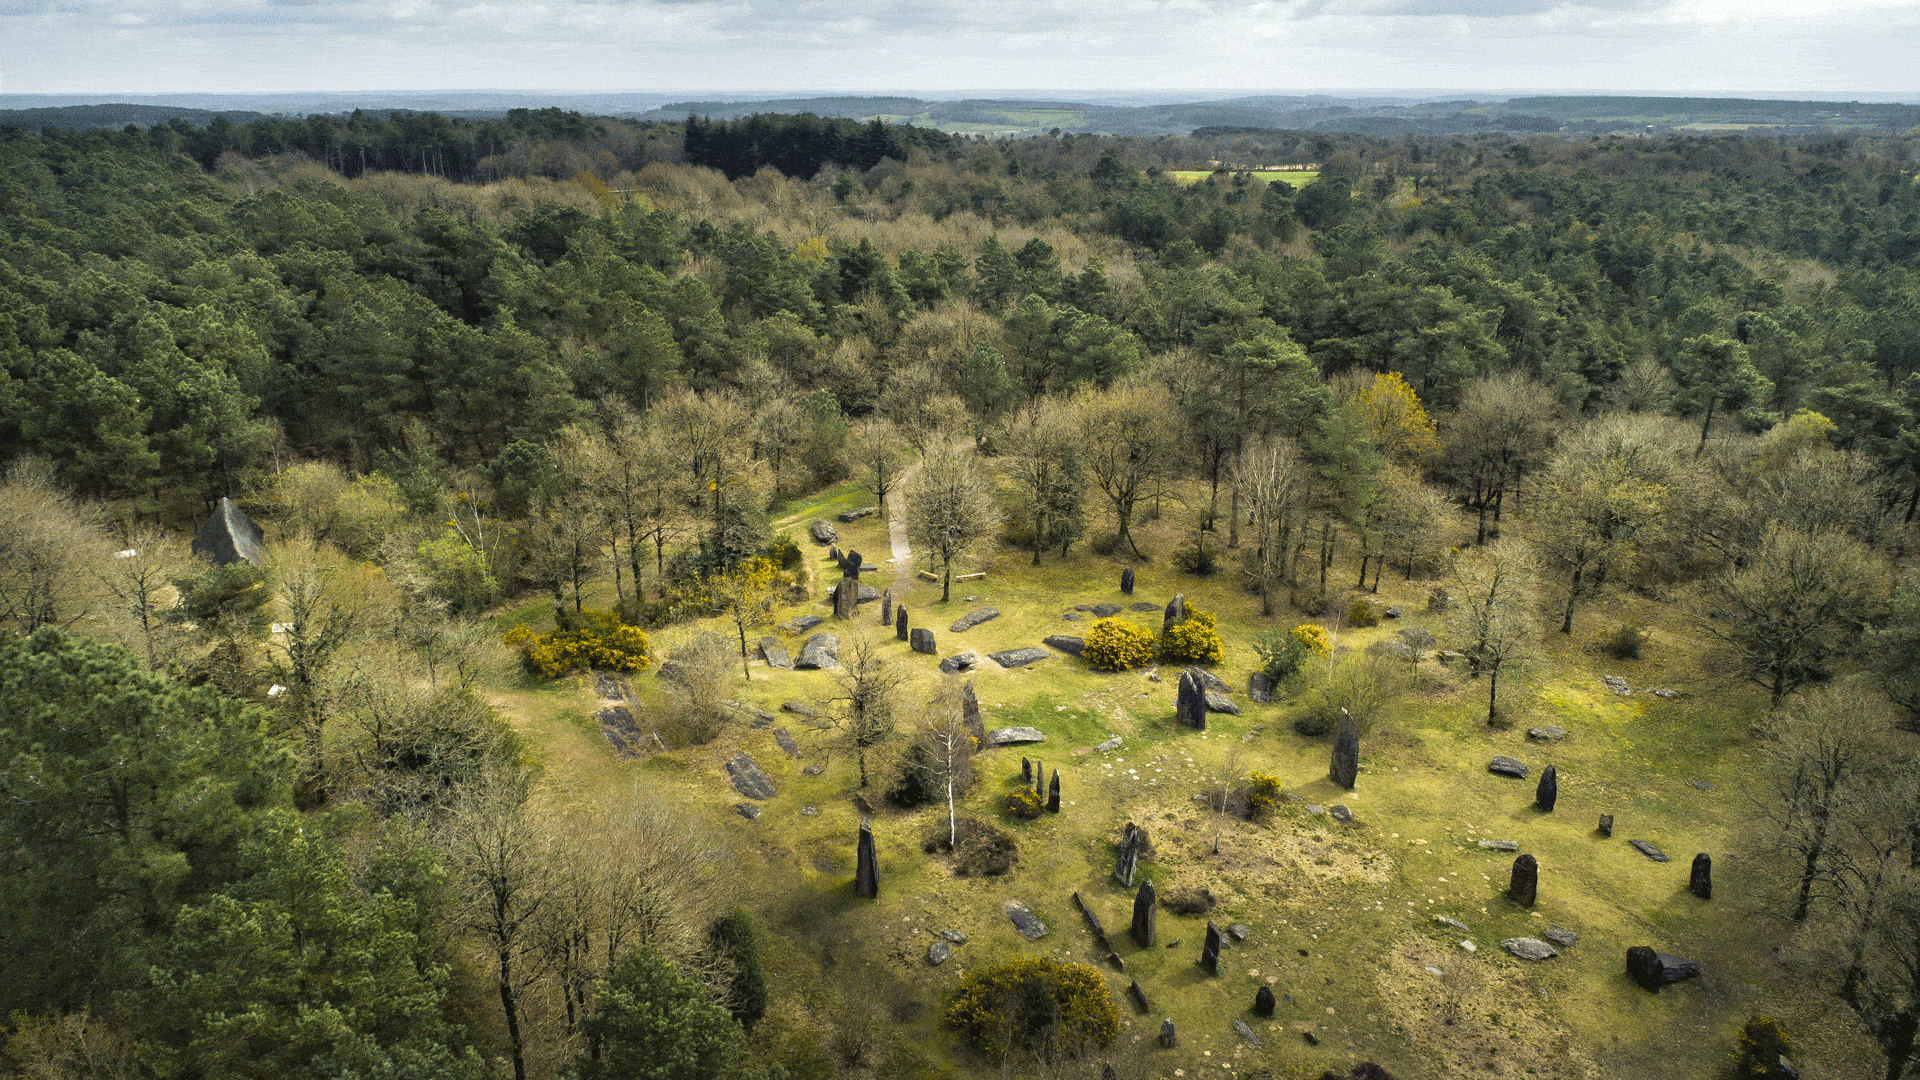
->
486 491 1879 1079
1170 170 1318 188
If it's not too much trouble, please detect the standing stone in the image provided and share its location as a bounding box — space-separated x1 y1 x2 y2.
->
1690 853 1712 899
1329 707 1359 789
1163 593 1189 634
1248 672 1274 703
1510 853 1538 907
910 627 937 654
1176 668 1208 729
1536 764 1559 812
1254 985 1276 1017
1201 921 1223 975
961 679 984 740
1160 1018 1177 1048
1022 757 1033 785
1131 879 1156 947
854 818 879 899
896 606 908 641
1121 566 1135 595
844 549 862 579
1598 813 1614 837
1048 770 1061 813
880 590 892 626
833 578 859 619
829 544 841 564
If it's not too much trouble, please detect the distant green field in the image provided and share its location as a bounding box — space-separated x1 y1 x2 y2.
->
1170 169 1318 188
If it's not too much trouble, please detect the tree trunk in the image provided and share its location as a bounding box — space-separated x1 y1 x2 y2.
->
1561 564 1583 634
1228 485 1241 549
1487 666 1500 725
498 948 527 1080
738 623 751 680
942 561 952 602
1793 818 1827 921
1697 398 1717 455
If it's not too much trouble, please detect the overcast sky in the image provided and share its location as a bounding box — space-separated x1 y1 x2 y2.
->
4 0 1914 98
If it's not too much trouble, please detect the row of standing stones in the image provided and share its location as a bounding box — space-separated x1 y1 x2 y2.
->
799 531 1706 1014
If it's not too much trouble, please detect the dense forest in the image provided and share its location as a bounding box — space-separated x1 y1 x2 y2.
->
5 108 1920 1080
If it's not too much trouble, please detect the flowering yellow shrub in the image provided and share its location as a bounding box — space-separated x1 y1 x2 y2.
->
1003 786 1043 820
1292 623 1333 658
1159 606 1223 664
1247 770 1284 818
503 609 653 680
944 957 1119 1057
1082 618 1157 671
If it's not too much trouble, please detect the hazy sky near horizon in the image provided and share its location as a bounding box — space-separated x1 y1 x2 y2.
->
4 0 1914 97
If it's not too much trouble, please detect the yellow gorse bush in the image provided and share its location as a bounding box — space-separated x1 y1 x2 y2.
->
1292 623 1333 657
1159 606 1224 664
943 956 1119 1055
503 608 653 680
1082 618 1157 671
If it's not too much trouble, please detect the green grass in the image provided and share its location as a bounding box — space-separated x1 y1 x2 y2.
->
1170 170 1318 188
481 491 1877 1079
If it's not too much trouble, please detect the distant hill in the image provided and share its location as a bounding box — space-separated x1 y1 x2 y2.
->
0 104 271 130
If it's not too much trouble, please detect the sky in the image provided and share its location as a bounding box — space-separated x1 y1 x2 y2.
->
3 0 1915 98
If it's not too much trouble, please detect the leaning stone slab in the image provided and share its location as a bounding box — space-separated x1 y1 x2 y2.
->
1502 937 1558 961
1005 900 1049 940
759 636 793 669
725 753 777 800
1629 839 1671 863
809 519 838 544
774 728 801 758
990 648 1051 668
1543 927 1579 948
1204 691 1240 715
795 633 840 669
790 614 823 633
1191 667 1230 693
985 727 1045 747
1488 756 1529 779
1043 635 1086 656
1626 946 1700 990
950 607 1001 632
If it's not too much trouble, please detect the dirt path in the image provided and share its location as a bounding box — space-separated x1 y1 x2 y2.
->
886 458 921 592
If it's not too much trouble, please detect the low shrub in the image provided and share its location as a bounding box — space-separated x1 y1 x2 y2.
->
923 816 1019 877
1247 770 1284 818
1171 541 1218 576
1254 623 1333 681
1160 887 1217 916
1426 585 1451 613
765 531 804 571
1088 531 1122 557
1083 618 1157 671
1159 606 1223 664
503 609 652 679
1294 587 1332 617
1347 596 1380 628
944 957 1119 1060
1734 1016 1791 1077
1004 787 1044 820
1602 622 1651 660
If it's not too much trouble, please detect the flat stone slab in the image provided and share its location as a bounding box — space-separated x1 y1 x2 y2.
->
1629 840 1671 863
1502 937 1558 961
599 705 644 758
938 650 979 673
1305 804 1325 815
1232 1017 1262 1049
725 753 777 800
836 507 879 523
1478 839 1520 851
1328 805 1353 823
986 727 1045 747
950 608 1001 632
1094 736 1123 752
774 728 801 758
1043 635 1086 656
802 763 824 776
940 929 968 943
1543 927 1579 948
729 702 777 728
1628 947 1701 989
1091 603 1122 618
1204 691 1240 715
809 520 838 544
1229 924 1251 940
990 648 1051 668
1488 756 1529 779
758 636 793 669
1527 725 1567 741
781 700 819 717
927 941 950 965
790 615 822 633
1005 900 1049 940
1603 674 1632 695
1190 668 1230 693
1129 602 1159 612
1434 915 1471 933
854 583 880 603
795 633 840 669
735 802 761 819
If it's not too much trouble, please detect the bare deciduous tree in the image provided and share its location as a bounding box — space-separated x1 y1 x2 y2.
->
906 441 1002 602
1447 540 1541 725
